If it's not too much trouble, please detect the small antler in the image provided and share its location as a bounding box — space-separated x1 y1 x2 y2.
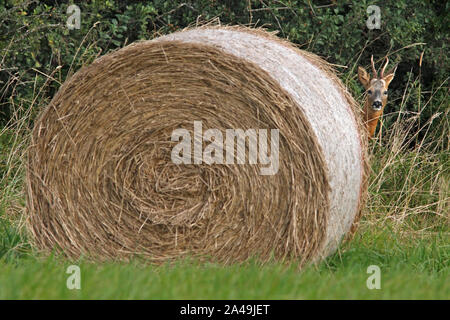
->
370 55 378 78
380 57 389 78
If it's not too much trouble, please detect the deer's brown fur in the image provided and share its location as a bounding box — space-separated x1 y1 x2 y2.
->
358 56 396 138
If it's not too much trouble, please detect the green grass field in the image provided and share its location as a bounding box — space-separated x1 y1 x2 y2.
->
0 220 448 299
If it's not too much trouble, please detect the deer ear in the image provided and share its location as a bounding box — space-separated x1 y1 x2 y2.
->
358 66 370 89
384 67 396 87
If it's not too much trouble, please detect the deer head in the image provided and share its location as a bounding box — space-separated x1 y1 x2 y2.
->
358 56 396 138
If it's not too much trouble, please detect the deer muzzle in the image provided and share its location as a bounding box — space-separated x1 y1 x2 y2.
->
372 100 382 111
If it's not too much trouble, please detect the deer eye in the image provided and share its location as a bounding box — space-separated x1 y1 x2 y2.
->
383 91 388 95
367 90 372 94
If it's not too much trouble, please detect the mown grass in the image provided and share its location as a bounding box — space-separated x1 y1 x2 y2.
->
0 221 448 299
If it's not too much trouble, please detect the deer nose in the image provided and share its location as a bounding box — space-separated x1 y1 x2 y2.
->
372 101 382 110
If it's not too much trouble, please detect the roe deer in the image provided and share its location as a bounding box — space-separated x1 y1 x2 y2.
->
358 55 396 138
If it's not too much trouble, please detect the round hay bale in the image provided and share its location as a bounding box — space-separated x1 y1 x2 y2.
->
26 26 368 265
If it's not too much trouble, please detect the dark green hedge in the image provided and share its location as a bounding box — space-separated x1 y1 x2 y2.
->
1 0 448 140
